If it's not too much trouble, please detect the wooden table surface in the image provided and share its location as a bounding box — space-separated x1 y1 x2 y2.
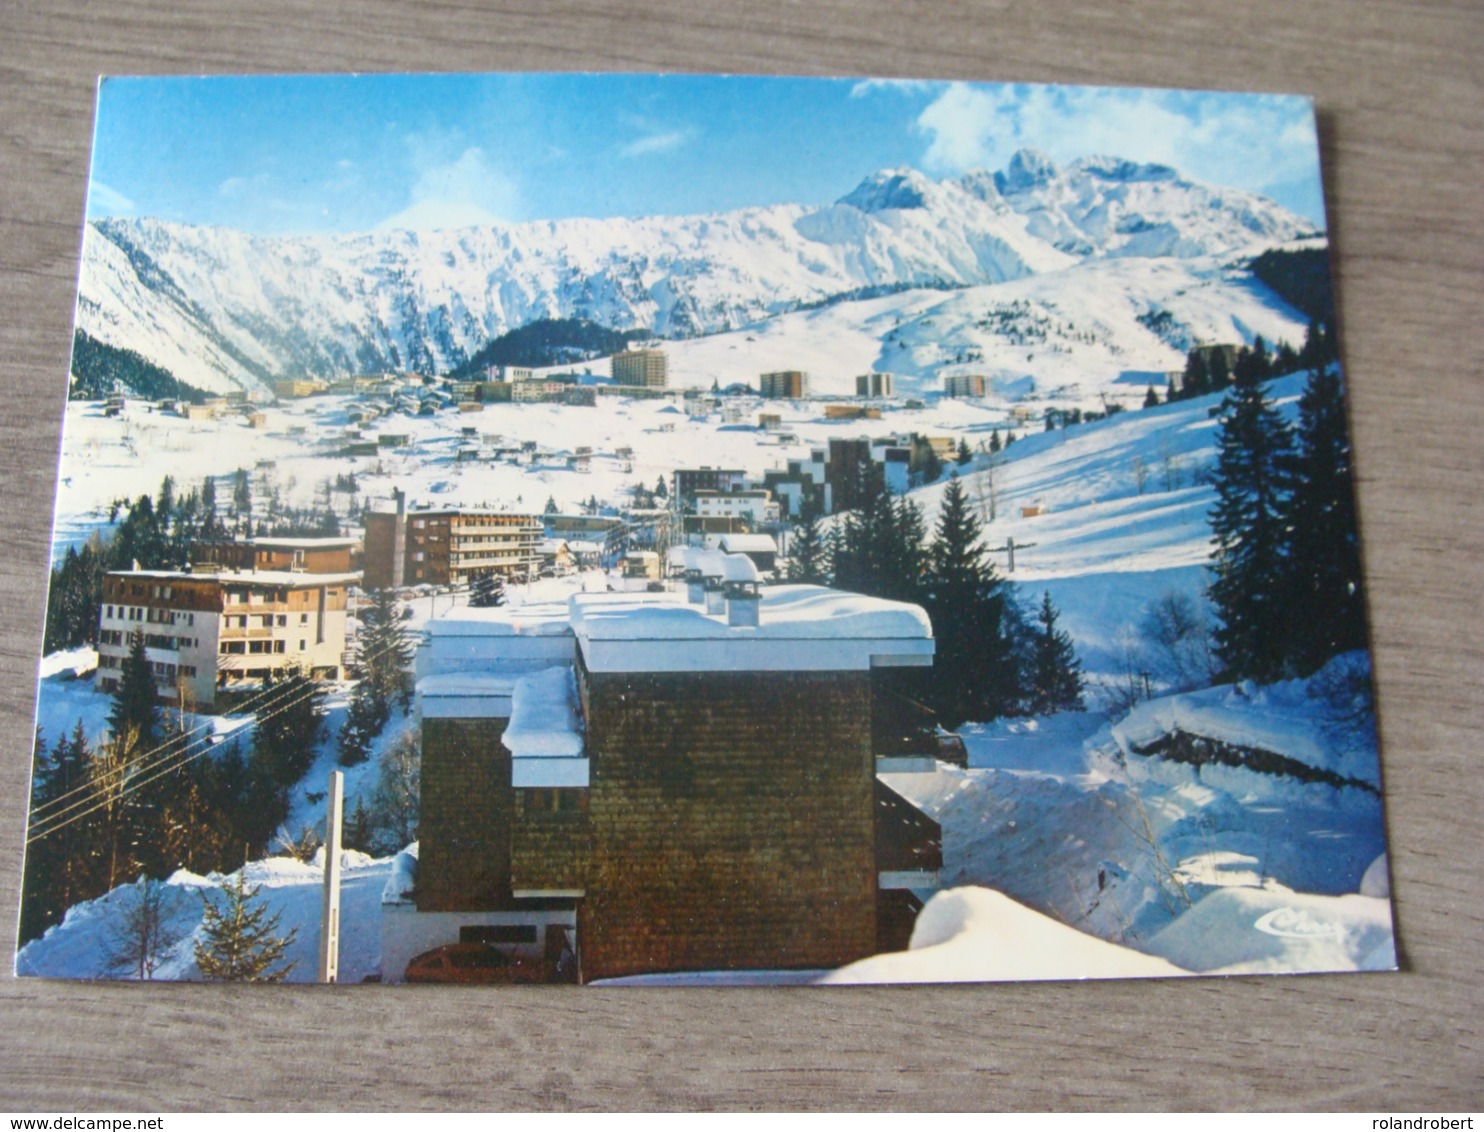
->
2 0 1481 1111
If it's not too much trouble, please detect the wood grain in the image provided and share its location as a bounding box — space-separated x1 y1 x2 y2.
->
2 0 1481 1110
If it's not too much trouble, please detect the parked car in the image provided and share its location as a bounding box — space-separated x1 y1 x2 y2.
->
403 943 546 985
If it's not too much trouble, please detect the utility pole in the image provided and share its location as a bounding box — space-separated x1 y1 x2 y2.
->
317 770 344 984
987 535 1038 573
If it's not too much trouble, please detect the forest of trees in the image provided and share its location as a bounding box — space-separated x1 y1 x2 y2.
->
788 466 1082 730
1207 344 1365 683
447 317 653 378
68 330 208 404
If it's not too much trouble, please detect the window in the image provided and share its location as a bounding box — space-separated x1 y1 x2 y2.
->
300 613 309 625
274 640 286 654
276 615 286 627
299 640 307 651
516 788 588 815
220 641 245 654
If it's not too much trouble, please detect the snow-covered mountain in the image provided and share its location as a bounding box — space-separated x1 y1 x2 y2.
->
74 151 1318 395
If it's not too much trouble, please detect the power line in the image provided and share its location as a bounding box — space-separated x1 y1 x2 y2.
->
26 634 414 844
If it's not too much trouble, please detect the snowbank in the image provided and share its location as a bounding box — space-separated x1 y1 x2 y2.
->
821 886 1189 984
1144 886 1396 975
1108 655 1381 790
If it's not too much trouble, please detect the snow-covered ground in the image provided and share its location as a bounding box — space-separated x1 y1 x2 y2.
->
26 349 1393 984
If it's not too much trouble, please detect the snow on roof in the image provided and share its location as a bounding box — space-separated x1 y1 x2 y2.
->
422 601 574 638
244 536 358 548
718 533 779 553
721 553 760 584
502 666 584 759
572 586 929 641
569 584 933 673
109 568 361 586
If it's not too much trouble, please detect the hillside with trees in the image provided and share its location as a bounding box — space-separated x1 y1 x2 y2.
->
447 317 652 378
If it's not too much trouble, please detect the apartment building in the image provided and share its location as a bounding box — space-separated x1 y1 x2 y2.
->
363 501 543 589
95 569 356 709
758 370 808 399
610 348 668 388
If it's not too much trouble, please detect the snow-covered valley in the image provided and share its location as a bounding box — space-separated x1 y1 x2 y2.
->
23 369 1394 984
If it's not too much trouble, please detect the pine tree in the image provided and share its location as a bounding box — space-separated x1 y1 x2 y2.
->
544 495 558 515
786 511 830 584
956 437 972 466
1144 385 1160 409
654 476 668 500
1208 363 1296 682
1181 350 1210 400
254 666 325 786
833 461 922 604
194 870 298 982
920 475 1022 728
1281 366 1367 672
1027 591 1084 715
338 590 412 766
231 469 252 523
110 630 161 751
342 795 373 853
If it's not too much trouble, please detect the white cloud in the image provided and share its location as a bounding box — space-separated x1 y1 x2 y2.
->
87 181 135 214
618 128 694 159
914 83 1319 204
377 146 518 231
849 78 944 99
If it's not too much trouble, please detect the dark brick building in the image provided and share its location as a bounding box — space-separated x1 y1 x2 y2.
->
384 578 942 984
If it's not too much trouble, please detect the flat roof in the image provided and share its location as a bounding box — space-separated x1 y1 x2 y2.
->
107 569 361 586
422 602 574 639
569 585 934 674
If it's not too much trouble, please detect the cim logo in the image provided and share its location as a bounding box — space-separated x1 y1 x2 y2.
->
1254 906 1343 940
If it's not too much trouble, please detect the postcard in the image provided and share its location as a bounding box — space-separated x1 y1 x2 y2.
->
16 72 1394 985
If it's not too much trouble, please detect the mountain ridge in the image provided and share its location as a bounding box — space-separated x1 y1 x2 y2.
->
76 152 1319 395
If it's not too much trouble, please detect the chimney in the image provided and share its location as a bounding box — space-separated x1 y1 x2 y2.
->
681 547 706 604
699 551 727 615
721 553 761 627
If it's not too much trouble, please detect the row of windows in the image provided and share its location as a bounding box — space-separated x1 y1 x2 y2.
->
103 605 196 627
223 613 309 629
219 639 311 655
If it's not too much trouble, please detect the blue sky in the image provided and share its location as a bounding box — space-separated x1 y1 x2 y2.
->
86 73 1327 233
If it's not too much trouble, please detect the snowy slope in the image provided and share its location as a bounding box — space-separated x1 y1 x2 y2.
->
75 153 1316 393
660 249 1310 397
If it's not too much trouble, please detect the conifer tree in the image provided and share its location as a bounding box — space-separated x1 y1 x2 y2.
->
786 511 830 584
110 630 162 751
1281 366 1367 672
1208 362 1296 682
342 795 373 854
254 666 325 786
194 870 298 982
920 475 1021 728
339 590 412 765
1027 591 1084 715
956 437 972 465
1181 350 1209 400
1144 385 1160 409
